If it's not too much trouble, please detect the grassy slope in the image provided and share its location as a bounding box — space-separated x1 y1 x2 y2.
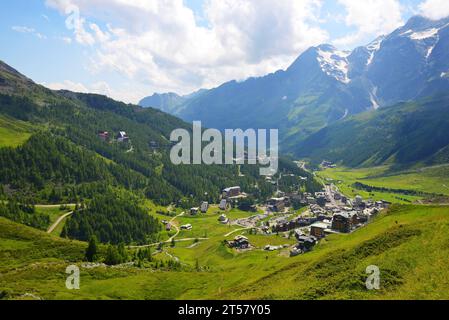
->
0 115 34 147
296 96 449 167
1 204 449 300
219 205 449 300
317 165 449 203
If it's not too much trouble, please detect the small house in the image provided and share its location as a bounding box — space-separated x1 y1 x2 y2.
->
219 199 228 210
332 213 352 233
190 207 199 215
222 186 241 199
200 202 209 213
310 222 329 239
295 235 317 252
226 235 250 249
98 131 110 141
218 214 229 224
267 197 286 212
354 195 363 206
117 131 129 143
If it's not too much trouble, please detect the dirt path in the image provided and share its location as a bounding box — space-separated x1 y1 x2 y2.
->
36 204 76 209
128 212 188 249
167 212 185 242
47 211 73 234
128 237 209 249
224 227 253 237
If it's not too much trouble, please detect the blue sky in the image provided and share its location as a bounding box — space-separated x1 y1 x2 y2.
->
0 0 446 103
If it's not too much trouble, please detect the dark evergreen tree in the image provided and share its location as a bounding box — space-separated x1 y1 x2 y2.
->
85 236 99 262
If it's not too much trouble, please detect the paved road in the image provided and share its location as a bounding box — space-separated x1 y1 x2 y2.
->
325 184 338 206
47 211 74 234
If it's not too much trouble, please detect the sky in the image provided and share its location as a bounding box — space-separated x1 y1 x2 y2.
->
1 0 449 104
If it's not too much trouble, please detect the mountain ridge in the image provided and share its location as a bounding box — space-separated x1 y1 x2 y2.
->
138 15 449 152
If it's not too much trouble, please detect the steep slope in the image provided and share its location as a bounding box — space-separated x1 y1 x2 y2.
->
367 16 449 106
295 95 449 167
140 15 449 152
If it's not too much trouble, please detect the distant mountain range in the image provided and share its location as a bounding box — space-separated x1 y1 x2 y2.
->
139 15 449 161
139 90 207 114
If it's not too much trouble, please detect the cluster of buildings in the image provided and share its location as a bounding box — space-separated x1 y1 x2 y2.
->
266 185 391 256
321 160 337 169
98 131 130 143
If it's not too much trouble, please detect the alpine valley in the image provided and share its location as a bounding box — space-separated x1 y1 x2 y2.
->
1 14 449 301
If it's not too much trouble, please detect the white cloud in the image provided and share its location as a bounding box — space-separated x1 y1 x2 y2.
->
12 26 47 39
60 36 73 44
42 80 146 103
45 0 328 101
419 0 449 20
12 26 36 33
43 80 89 93
333 0 404 48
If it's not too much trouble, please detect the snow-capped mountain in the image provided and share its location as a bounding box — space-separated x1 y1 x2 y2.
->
140 15 449 152
315 45 351 84
366 15 449 105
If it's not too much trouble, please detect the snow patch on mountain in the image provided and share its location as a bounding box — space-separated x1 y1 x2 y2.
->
410 28 439 40
370 87 380 110
426 43 437 59
401 25 446 60
366 37 384 66
340 108 349 120
316 46 351 84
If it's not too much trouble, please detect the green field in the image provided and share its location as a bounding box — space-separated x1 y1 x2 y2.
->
317 165 449 204
2 204 449 300
0 115 34 147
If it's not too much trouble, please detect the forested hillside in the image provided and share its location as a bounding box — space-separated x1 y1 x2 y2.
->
0 60 319 244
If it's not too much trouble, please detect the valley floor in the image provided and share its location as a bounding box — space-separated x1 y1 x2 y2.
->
316 164 449 204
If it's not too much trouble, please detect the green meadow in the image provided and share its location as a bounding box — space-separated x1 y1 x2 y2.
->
2 204 449 300
0 115 34 147
317 165 449 204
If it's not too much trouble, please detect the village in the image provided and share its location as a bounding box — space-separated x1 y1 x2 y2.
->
182 182 390 257
96 131 390 258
